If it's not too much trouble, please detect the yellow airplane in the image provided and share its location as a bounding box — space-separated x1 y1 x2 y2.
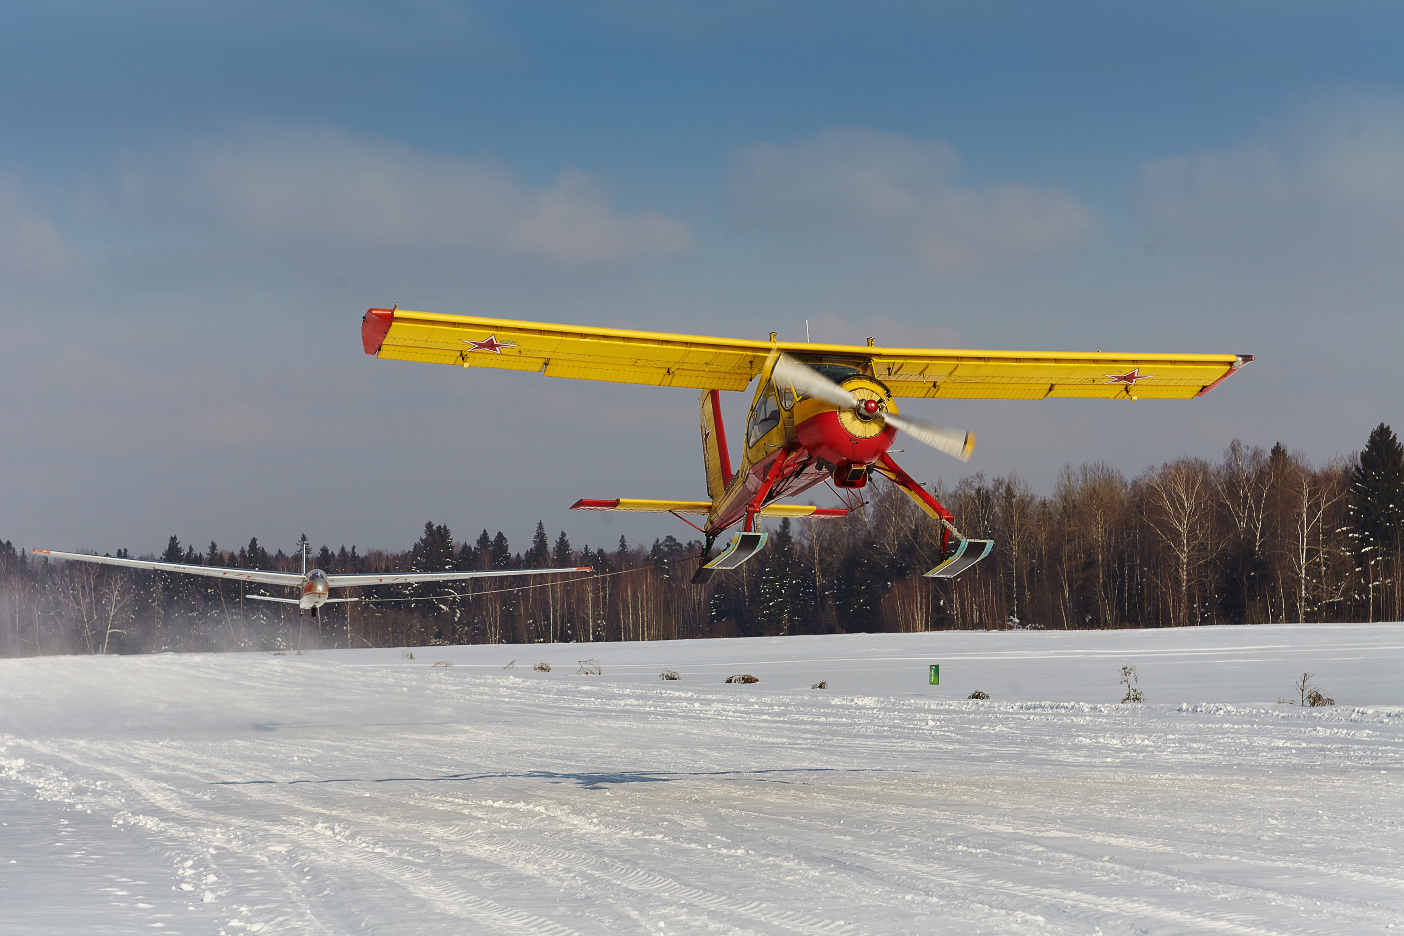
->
362 307 1251 584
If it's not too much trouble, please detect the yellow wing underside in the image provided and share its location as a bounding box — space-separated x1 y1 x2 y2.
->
573 499 837 518
367 309 1250 400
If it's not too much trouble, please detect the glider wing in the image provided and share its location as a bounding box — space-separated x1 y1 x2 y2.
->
32 549 305 587
324 567 593 588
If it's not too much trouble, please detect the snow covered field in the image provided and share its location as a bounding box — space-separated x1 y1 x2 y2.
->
2 623 1402 935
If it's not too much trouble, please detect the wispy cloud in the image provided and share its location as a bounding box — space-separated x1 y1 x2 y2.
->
1135 88 1404 269
727 126 1093 275
0 179 69 276
116 125 691 265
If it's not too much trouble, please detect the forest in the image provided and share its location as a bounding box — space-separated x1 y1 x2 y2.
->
3 424 1402 657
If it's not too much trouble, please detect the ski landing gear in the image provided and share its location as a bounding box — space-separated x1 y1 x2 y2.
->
924 536 993 578
690 531 768 584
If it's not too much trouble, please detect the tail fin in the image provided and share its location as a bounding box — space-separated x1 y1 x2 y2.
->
699 389 733 501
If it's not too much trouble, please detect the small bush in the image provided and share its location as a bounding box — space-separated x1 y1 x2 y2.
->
1306 688 1335 707
659 670 680 680
432 660 452 668
968 690 989 700
401 650 415 660
726 674 759 684
811 681 828 689
1119 666 1144 703
534 662 551 672
503 659 517 669
1288 672 1334 706
577 659 602 676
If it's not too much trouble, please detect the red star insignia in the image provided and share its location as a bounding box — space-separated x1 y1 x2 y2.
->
463 334 516 354
1104 368 1150 386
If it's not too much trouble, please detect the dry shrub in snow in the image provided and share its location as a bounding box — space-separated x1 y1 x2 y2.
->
726 674 759 684
659 670 680 680
577 659 602 675
432 660 452 668
400 650 415 660
1120 666 1144 703
812 681 828 689
1307 689 1335 706
1283 672 1335 706
534 662 551 672
968 690 989 700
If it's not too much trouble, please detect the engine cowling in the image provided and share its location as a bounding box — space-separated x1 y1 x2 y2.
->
792 376 898 467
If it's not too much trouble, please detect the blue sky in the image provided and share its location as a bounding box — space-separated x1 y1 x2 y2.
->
4 1 1404 558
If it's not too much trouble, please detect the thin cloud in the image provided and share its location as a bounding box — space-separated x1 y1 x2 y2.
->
727 126 1093 275
0 180 69 276
1134 88 1404 267
117 125 691 265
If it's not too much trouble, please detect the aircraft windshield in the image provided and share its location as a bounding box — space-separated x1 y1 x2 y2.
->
747 381 782 448
807 362 862 384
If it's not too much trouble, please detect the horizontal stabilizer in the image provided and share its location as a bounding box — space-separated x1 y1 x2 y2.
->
572 498 846 519
923 539 994 579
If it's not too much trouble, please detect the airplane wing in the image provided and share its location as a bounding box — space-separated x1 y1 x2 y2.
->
363 308 1251 399
867 350 1253 400
32 549 305 587
324 567 594 588
363 307 770 391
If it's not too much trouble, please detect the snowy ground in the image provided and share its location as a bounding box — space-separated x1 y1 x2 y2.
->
2 623 1402 935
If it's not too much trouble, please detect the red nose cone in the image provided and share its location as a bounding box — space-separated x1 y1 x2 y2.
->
862 399 880 414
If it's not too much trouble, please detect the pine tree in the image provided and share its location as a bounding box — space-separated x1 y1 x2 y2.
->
1348 423 1404 620
553 531 573 567
527 522 551 568
245 537 270 569
490 532 511 568
411 522 455 573
295 533 312 573
1348 423 1404 555
162 535 183 563
757 519 801 635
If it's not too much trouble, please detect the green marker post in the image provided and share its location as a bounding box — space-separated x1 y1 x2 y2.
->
928 664 939 686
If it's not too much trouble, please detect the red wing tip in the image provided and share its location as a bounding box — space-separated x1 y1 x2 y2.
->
571 499 620 510
32 548 50 554
362 308 395 355
576 566 595 572
809 508 849 518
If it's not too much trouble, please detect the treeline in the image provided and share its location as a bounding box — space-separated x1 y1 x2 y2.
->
3 425 1402 657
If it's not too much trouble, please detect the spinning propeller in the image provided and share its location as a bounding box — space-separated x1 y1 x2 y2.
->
772 354 975 462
